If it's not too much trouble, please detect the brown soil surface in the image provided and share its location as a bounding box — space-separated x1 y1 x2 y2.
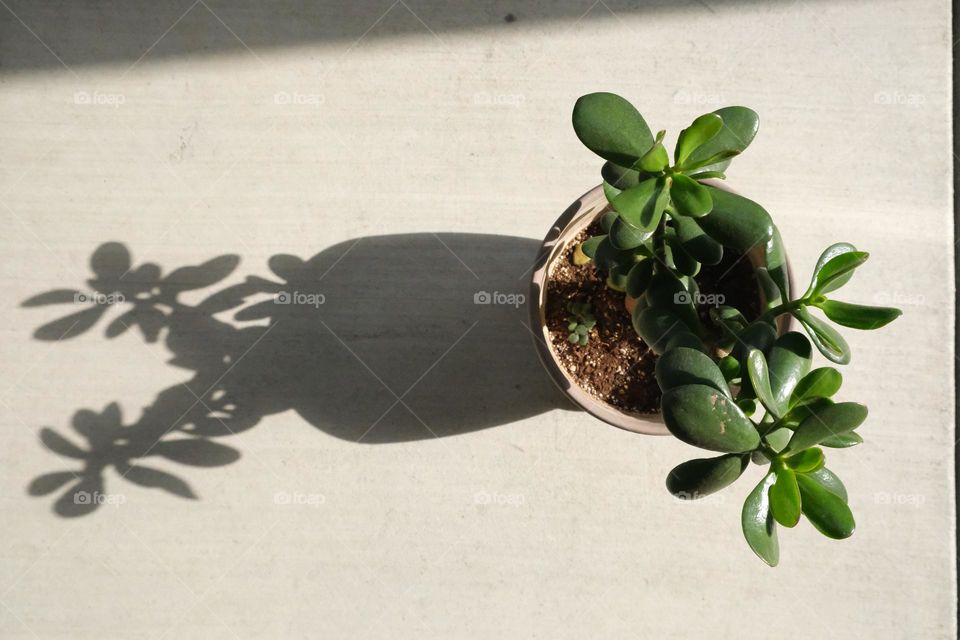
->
545 221 759 414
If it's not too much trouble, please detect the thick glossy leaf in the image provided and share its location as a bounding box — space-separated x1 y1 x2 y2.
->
766 332 812 409
755 268 783 310
820 431 863 448
794 307 851 364
778 397 835 431
637 142 669 173
610 178 667 231
666 453 748 498
746 349 782 418
600 211 619 233
769 467 801 527
790 367 842 406
609 216 652 250
664 331 707 353
579 235 606 259
732 321 778 364
633 307 690 354
672 216 723 265
796 473 855 539
742 472 779 567
764 227 791 300
809 248 867 296
697 187 774 251
682 107 759 173
764 427 791 454
644 271 700 333
661 384 760 452
572 92 654 166
814 299 902 330
625 260 654 298
786 402 868 453
675 113 723 165
601 161 642 193
806 243 856 291
803 467 848 501
656 347 730 397
607 264 629 291
592 237 635 271
666 236 700 277
670 174 713 218
785 447 824 473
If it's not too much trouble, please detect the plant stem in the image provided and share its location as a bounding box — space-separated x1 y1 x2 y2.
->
760 298 806 323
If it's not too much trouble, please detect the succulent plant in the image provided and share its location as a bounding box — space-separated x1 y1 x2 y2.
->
566 300 597 346
570 92 902 565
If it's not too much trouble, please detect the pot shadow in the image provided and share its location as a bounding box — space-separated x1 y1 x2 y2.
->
23 233 569 517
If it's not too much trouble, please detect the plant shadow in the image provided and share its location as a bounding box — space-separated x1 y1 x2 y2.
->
24 233 568 517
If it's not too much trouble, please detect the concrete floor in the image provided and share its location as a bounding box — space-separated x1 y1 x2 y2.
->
0 1 954 638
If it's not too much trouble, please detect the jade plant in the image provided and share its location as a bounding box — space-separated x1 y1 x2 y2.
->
569 92 901 565
566 300 597 345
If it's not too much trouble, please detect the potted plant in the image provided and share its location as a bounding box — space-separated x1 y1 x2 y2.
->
529 92 901 565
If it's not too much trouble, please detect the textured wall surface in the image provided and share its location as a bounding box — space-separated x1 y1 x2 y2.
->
0 1 954 638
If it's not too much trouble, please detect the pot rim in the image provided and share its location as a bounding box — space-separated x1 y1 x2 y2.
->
529 183 793 436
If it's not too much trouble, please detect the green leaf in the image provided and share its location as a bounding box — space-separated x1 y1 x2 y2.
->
732 321 778 365
764 228 790 300
625 260 654 298
755 268 783 310
580 235 605 260
670 174 713 218
764 427 791 454
796 473 855 539
572 92 654 166
601 161 642 194
666 235 700 277
793 307 851 365
742 472 779 567
746 349 782 418
766 332 812 410
814 299 902 330
785 447 824 473
786 402 868 453
644 271 700 333
637 142 669 173
808 247 867 296
664 331 707 353
610 178 668 231
666 453 748 499
682 107 759 173
600 211 619 233
697 187 773 251
769 467 801 527
609 216 652 250
820 431 863 448
778 396 834 431
607 263 630 291
656 347 731 397
675 113 724 166
803 467 848 502
592 236 634 271
633 307 691 355
672 216 723 266
790 367 843 406
661 384 761 453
